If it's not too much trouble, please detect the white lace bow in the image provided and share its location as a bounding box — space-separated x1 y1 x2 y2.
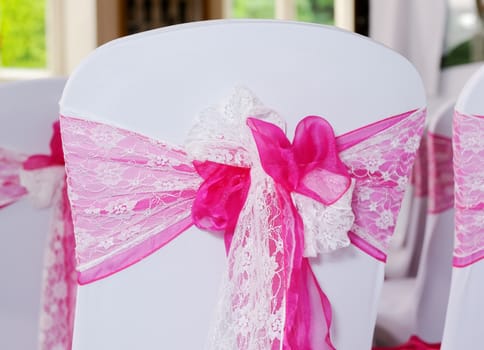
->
186 87 355 349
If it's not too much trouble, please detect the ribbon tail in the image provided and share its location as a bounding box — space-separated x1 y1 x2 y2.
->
280 187 310 350
38 183 77 349
206 175 287 350
282 188 336 350
285 259 336 350
307 260 336 350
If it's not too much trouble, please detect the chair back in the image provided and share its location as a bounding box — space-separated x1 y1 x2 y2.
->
0 78 66 350
441 66 484 350
60 20 426 349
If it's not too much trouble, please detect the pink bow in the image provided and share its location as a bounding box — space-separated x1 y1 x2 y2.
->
0 121 75 350
193 116 351 349
0 121 64 208
24 121 65 169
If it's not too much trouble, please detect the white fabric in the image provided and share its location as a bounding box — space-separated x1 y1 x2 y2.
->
60 20 425 350
19 166 65 209
386 196 427 278
298 180 355 257
370 0 447 97
442 65 484 350
0 78 66 350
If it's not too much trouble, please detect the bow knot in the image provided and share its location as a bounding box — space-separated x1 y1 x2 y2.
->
19 166 65 209
0 121 65 209
193 112 355 349
192 115 355 254
247 116 352 204
20 121 65 208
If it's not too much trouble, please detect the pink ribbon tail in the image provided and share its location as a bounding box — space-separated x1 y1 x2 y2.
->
373 335 441 350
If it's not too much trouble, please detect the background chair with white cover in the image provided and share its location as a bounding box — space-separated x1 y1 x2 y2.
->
385 143 428 279
441 66 484 350
0 78 66 350
60 20 426 350
376 100 455 345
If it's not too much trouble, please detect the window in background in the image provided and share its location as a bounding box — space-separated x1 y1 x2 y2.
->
297 0 334 25
124 0 204 35
232 0 275 19
442 0 484 67
0 0 46 68
230 0 334 25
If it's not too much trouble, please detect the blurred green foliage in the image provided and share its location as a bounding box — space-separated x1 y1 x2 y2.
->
232 0 274 19
297 0 334 25
441 41 472 68
0 0 46 68
232 0 334 25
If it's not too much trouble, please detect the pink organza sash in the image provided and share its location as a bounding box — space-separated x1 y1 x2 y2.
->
411 133 429 198
453 111 484 267
60 89 425 349
427 132 454 214
0 122 76 350
0 149 27 208
373 335 441 349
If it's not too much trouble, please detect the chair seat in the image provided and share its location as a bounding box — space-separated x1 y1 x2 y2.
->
376 278 417 345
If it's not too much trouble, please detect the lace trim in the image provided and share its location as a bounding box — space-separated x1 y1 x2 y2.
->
0 147 27 207
453 111 484 267
61 88 425 277
0 147 76 350
340 108 426 255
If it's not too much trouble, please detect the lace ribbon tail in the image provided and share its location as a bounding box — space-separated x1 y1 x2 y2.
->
38 184 77 349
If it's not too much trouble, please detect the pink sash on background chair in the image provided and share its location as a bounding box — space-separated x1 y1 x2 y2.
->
385 134 429 279
375 98 456 347
452 112 484 267
440 111 484 350
0 122 76 350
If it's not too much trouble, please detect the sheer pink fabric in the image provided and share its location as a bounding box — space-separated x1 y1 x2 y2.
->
0 149 27 208
427 133 454 214
411 133 429 198
0 122 76 350
373 335 441 349
453 111 484 267
61 90 425 349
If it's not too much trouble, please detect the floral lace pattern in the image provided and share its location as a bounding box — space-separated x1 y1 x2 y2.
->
0 148 76 350
39 186 77 350
294 180 355 257
61 116 201 277
453 111 484 267
0 148 27 207
427 133 454 214
339 108 426 255
61 88 425 349
206 170 288 349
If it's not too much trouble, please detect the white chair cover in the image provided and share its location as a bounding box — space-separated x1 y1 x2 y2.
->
441 66 484 350
60 20 425 350
385 149 428 279
0 78 66 350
